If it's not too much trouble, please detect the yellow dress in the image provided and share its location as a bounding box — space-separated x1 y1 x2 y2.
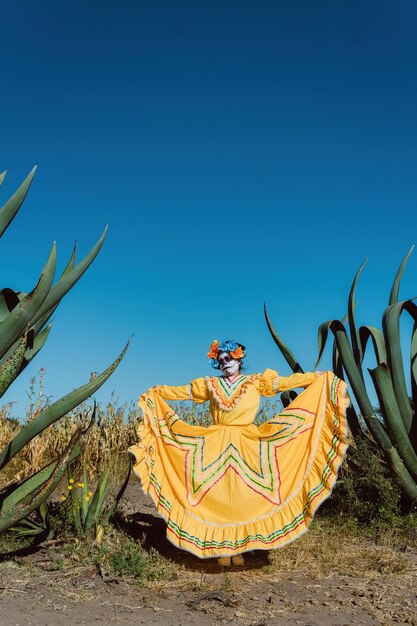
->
129 369 349 558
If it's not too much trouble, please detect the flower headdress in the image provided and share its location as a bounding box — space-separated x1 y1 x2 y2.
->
207 339 246 369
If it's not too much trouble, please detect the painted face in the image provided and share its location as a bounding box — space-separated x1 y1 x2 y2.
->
218 352 240 377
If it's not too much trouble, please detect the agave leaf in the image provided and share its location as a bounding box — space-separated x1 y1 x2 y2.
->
382 299 417 432
369 363 417 481
379 448 417 500
279 390 298 409
348 259 367 374
410 323 417 450
389 245 414 306
0 166 37 238
326 320 394 450
61 242 77 278
359 326 387 366
0 244 56 360
9 502 50 538
0 288 20 321
314 320 333 369
0 444 82 514
28 244 79 334
31 227 107 326
331 342 343 379
103 458 132 522
0 340 129 471
0 423 87 532
264 303 304 373
71 494 83 535
84 469 110 531
0 334 28 397
16 324 52 377
0 171 6 187
81 465 89 523
0 321 50 370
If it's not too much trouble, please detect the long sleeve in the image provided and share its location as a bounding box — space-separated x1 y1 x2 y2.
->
259 368 322 397
154 377 209 404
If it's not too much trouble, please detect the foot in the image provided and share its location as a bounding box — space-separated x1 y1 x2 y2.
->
231 554 245 566
217 556 231 567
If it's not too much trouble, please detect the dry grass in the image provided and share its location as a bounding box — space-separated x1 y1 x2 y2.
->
0 370 141 486
267 519 410 579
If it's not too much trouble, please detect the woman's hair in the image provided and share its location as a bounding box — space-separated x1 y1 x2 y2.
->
207 339 246 370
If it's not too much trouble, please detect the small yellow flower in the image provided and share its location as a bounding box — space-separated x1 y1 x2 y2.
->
67 485 73 490
61 495 67 502
88 491 93 497
69 478 75 484
77 482 85 488
85 496 90 502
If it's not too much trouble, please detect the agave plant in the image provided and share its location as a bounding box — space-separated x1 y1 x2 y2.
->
265 248 417 502
0 167 129 533
65 458 131 543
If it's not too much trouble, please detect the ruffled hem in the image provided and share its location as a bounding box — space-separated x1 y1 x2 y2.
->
128 372 350 559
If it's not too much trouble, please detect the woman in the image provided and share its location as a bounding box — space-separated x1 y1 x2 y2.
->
129 339 349 566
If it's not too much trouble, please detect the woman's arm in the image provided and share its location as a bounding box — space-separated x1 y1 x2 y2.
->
259 368 323 396
274 371 322 392
154 383 193 401
154 377 209 403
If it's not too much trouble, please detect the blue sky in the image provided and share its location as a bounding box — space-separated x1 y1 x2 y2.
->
1 1 417 416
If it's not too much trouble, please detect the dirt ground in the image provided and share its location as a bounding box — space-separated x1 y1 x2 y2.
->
0 486 416 626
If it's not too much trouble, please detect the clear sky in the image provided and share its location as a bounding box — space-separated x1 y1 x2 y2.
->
1 1 417 416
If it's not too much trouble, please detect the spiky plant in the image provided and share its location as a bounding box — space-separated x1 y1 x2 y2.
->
265 248 417 503
0 167 128 533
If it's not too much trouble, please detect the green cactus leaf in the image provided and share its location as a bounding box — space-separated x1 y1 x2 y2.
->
323 320 393 450
0 340 129 471
382 300 416 432
28 244 79 335
31 227 107 327
348 258 367 373
0 444 82 514
0 288 21 322
0 334 28 397
0 424 86 532
0 244 56 360
81 465 89 522
389 245 414 306
84 469 110 531
369 363 417 481
314 319 333 369
0 171 7 188
0 166 37 238
264 303 304 373
71 494 83 535
61 243 77 278
359 326 387 365
18 324 51 375
103 458 132 522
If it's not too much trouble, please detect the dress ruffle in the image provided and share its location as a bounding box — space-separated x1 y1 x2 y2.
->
128 372 349 558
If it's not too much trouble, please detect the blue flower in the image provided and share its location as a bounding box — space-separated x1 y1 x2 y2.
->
218 340 238 353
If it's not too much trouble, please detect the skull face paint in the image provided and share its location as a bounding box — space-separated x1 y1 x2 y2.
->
218 352 241 377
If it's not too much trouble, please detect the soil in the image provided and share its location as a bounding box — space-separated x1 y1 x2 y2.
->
0 486 416 626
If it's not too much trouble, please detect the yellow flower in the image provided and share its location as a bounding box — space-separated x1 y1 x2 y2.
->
88 491 93 497
61 495 67 502
67 485 73 490
77 482 85 488
69 478 75 484
85 496 90 502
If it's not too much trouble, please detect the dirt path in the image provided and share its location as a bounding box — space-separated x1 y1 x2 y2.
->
1 487 416 626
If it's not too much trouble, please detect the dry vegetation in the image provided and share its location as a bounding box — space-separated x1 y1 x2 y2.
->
0 370 140 486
